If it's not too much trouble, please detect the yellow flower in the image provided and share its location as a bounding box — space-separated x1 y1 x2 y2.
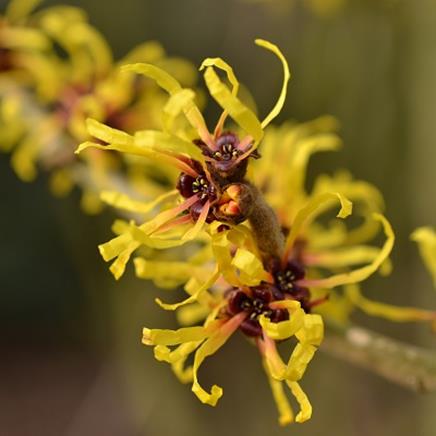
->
76 39 290 276
1 0 197 214
249 118 436 327
131 115 436 425
136 225 322 425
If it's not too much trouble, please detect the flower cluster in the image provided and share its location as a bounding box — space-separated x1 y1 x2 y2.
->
0 0 196 213
75 38 436 425
2 0 435 427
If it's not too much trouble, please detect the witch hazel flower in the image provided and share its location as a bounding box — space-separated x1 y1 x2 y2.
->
75 39 290 279
75 36 436 426
1 0 198 214
133 113 436 425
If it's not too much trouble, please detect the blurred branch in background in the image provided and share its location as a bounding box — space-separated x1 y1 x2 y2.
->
323 322 436 393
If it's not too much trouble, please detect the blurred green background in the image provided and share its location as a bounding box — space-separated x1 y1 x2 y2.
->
1 0 436 435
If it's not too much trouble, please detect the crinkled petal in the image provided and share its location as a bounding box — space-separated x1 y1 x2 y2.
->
295 314 324 346
285 381 312 423
285 343 317 381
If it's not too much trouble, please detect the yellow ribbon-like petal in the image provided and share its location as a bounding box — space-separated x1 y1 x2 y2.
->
285 381 312 423
346 284 436 324
199 57 239 136
142 325 214 346
191 313 245 406
302 214 394 289
231 248 269 286
255 39 291 129
259 306 305 340
121 63 212 145
284 192 353 257
295 314 324 346
262 360 294 426
203 66 263 144
101 189 178 215
134 129 205 162
411 227 436 288
86 118 133 145
155 270 219 311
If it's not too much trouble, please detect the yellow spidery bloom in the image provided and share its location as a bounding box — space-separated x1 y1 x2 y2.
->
249 118 436 328
73 38 436 425
136 222 322 425
76 39 290 277
1 0 196 214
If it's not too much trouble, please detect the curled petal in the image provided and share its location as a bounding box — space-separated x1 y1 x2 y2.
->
200 57 239 137
411 227 436 288
121 62 181 93
259 307 305 340
284 192 352 260
154 341 202 384
255 39 291 129
295 314 324 346
192 313 246 405
203 66 263 144
155 270 219 311
231 248 269 286
162 88 195 132
285 381 312 423
285 343 317 381
287 133 341 201
108 241 138 280
122 63 213 146
300 214 394 289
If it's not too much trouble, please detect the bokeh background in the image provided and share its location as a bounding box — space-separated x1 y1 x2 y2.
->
1 0 436 435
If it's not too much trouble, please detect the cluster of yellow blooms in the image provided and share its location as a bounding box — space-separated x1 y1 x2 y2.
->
2 0 436 426
0 0 196 213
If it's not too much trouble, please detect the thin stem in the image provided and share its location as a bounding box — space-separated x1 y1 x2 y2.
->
322 321 436 393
